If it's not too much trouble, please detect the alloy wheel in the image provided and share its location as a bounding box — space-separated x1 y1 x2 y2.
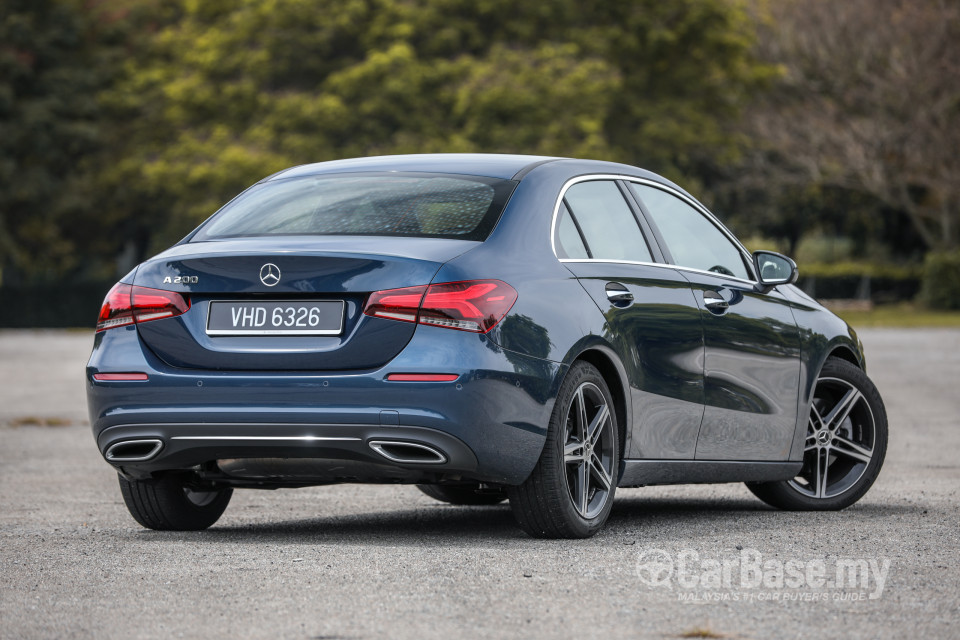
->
562 381 616 519
789 376 877 499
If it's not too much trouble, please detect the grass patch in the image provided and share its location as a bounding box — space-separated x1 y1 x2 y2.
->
832 303 960 328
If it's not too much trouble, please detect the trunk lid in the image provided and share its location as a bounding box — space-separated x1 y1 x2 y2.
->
132 236 477 371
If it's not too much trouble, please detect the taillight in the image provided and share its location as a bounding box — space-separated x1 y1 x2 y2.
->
363 285 427 323
96 283 191 332
96 283 136 331
363 280 517 333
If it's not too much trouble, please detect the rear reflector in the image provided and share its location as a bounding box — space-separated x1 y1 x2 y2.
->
386 373 459 382
96 283 191 332
364 280 517 333
93 373 149 381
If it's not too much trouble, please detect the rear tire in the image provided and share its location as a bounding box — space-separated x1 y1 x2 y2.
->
508 361 619 538
118 473 232 531
747 357 887 510
416 483 507 505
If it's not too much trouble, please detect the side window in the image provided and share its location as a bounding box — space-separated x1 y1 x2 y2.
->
555 203 590 259
563 181 653 263
630 184 750 280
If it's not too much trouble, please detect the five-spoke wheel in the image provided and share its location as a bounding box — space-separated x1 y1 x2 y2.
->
508 361 619 538
562 381 616 519
791 376 877 499
748 357 887 510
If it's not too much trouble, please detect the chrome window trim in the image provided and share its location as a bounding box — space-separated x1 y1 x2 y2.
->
550 174 757 282
558 258 757 287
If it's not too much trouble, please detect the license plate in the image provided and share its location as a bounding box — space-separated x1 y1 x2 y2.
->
206 300 345 336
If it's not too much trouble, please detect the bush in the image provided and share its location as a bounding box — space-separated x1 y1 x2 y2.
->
921 251 960 310
797 262 923 303
0 281 114 328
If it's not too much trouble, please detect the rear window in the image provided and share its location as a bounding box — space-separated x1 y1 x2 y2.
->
191 172 517 242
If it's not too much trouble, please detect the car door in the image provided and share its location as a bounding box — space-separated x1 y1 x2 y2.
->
555 178 705 460
627 182 802 461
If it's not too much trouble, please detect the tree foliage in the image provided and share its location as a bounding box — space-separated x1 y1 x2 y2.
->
95 0 771 258
0 0 123 284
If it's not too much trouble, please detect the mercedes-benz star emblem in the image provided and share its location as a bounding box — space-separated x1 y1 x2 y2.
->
259 263 281 287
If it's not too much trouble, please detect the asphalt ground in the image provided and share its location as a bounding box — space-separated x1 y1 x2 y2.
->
1 329 958 639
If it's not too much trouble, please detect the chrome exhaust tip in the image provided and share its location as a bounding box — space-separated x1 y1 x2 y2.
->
105 439 163 462
368 440 447 464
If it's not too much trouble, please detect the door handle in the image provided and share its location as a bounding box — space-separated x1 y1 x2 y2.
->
605 283 634 303
703 291 729 311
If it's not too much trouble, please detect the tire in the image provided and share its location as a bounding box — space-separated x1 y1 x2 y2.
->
508 361 619 538
118 473 233 531
416 483 508 505
747 357 887 510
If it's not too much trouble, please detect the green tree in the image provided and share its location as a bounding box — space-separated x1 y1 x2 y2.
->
0 0 121 284
96 0 772 258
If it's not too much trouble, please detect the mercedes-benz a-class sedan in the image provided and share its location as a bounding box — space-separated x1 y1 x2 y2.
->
87 154 887 538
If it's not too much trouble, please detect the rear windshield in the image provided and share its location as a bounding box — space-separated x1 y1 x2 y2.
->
191 172 517 242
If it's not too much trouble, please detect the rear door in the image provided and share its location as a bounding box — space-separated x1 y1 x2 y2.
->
556 179 705 460
627 182 801 461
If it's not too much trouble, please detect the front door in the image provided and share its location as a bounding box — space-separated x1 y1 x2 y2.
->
627 182 801 461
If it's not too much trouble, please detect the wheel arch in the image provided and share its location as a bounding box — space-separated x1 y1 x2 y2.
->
826 344 862 369
789 335 867 460
562 341 632 461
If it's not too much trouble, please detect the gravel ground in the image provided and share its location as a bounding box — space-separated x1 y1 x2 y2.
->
1 329 958 639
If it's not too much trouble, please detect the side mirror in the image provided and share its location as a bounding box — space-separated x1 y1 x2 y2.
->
753 251 798 293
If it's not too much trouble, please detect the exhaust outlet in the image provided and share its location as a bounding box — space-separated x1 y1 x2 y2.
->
105 439 163 462
368 440 447 464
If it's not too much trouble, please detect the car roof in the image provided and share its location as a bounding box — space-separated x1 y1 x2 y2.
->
267 154 560 181
262 154 694 202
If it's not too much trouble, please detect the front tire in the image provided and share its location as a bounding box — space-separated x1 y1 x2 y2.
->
747 357 887 510
508 361 619 538
118 473 232 530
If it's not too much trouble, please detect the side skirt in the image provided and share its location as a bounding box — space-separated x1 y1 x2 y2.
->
618 459 802 488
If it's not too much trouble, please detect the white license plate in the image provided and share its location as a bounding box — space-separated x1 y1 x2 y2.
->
206 300 345 336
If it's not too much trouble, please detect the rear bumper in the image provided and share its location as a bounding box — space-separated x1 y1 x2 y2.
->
97 422 480 483
86 324 564 485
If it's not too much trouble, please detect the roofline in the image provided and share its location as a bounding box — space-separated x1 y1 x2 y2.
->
261 153 561 182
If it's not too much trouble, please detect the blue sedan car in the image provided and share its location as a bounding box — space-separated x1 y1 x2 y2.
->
87 154 887 538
